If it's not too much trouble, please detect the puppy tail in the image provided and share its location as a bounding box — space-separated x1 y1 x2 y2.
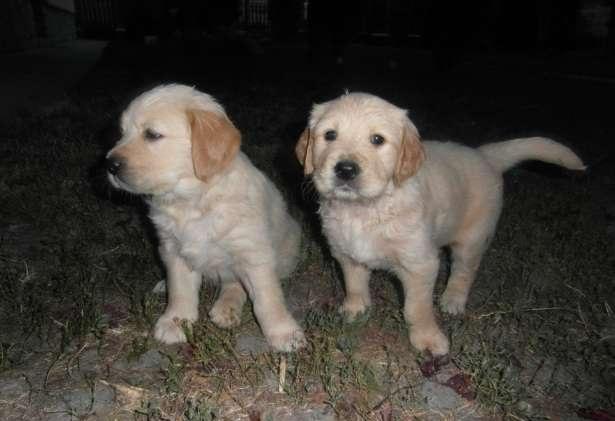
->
479 137 586 173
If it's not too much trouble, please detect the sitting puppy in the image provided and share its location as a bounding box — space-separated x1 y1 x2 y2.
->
107 84 304 351
295 92 584 356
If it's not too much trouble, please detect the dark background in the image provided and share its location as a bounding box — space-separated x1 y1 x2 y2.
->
2 1 614 55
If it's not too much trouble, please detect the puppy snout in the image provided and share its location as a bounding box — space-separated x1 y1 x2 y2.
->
334 160 360 181
106 155 123 175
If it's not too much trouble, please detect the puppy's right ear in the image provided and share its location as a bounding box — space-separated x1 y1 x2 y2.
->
295 128 314 175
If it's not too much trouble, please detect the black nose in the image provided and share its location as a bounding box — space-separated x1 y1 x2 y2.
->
334 160 360 181
106 156 122 175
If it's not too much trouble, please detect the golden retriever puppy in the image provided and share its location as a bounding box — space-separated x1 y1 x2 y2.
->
295 92 584 356
106 84 304 351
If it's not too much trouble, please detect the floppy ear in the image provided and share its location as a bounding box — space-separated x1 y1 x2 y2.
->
295 100 332 175
188 110 241 182
393 119 425 186
295 128 314 175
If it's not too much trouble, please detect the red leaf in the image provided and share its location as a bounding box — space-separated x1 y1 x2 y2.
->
378 401 393 421
419 355 450 377
248 407 261 421
444 373 476 401
577 408 615 421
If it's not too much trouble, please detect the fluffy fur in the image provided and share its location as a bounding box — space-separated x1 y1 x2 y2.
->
107 84 304 351
296 92 584 356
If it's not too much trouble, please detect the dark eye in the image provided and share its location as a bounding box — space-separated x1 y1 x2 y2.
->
144 128 163 141
324 130 337 141
370 134 385 146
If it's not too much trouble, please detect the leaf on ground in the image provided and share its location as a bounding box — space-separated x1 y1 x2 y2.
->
419 355 450 378
577 408 615 421
444 373 476 401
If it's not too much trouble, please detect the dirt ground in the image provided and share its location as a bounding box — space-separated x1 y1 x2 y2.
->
1 37 614 420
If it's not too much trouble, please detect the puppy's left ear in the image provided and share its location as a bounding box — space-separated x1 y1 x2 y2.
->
393 118 425 186
295 128 314 175
188 110 241 182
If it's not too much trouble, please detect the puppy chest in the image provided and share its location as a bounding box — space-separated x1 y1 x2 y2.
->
324 220 392 268
180 237 233 273
156 213 236 273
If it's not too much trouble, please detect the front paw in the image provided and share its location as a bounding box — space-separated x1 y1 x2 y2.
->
153 314 192 344
440 290 468 315
409 326 450 357
265 322 306 352
209 303 242 329
339 297 370 321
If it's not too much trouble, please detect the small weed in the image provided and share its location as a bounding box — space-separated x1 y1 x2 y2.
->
0 342 13 372
134 400 163 421
139 293 162 329
183 398 218 421
127 335 152 362
185 320 236 367
161 352 185 395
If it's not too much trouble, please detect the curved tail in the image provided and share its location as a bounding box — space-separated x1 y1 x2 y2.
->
479 137 586 173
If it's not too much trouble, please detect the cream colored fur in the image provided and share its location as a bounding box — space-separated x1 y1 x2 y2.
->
296 92 584 356
107 84 304 351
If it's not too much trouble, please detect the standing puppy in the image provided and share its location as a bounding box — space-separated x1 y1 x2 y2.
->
295 92 584 356
107 84 304 351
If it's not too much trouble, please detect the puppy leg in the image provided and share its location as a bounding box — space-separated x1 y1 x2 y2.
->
154 250 202 344
442 186 502 315
243 267 305 352
209 280 247 328
441 212 497 314
440 244 484 315
397 258 449 356
337 254 372 320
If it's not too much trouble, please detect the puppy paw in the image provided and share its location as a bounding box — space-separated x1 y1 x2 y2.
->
265 322 306 352
209 304 242 329
153 314 191 344
339 297 370 321
410 326 450 357
440 290 468 315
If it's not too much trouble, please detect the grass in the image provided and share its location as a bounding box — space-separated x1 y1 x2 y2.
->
183 398 219 421
175 306 396 419
1 41 614 419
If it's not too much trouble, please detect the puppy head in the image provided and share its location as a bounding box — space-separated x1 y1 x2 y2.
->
106 84 240 195
295 92 424 201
